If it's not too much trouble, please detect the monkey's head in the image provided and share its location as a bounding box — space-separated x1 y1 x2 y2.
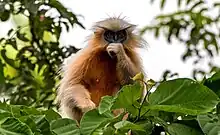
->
89 17 146 50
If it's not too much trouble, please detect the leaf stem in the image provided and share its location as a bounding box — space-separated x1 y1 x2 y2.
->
134 79 153 122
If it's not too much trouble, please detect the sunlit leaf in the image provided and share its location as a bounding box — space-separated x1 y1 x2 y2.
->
98 96 115 115
112 82 142 116
142 78 219 115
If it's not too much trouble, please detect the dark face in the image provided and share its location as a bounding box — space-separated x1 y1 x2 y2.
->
103 29 127 43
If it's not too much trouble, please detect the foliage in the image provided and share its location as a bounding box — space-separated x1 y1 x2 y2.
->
0 71 219 135
0 0 220 134
143 0 220 80
0 0 83 108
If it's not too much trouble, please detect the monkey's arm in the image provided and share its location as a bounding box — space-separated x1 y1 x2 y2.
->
58 84 96 121
117 52 140 84
107 44 141 84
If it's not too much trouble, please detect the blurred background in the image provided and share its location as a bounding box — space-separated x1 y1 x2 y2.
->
0 0 219 109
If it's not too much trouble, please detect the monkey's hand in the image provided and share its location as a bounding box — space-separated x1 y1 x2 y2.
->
106 43 126 59
76 98 96 113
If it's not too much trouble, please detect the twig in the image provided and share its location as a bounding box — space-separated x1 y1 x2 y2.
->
134 79 153 122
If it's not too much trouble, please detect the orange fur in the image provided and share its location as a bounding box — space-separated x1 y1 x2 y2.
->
64 40 141 105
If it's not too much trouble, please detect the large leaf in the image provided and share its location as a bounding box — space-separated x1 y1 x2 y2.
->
197 114 220 135
167 123 203 135
51 118 80 135
0 118 33 135
80 109 113 135
98 96 115 115
112 82 142 116
144 78 219 115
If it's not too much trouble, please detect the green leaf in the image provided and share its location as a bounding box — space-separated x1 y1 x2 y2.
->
114 120 146 133
0 103 23 117
1 49 17 68
0 11 10 21
177 0 182 7
19 116 38 133
214 2 220 7
0 112 11 123
144 78 219 115
160 0 166 9
51 118 80 135
186 0 192 5
112 82 142 116
154 27 159 38
0 61 5 84
175 117 202 132
98 96 114 114
80 110 112 135
204 71 220 97
132 120 153 135
6 38 17 50
44 109 61 123
48 0 84 29
7 29 14 37
0 118 33 135
17 32 29 42
102 126 115 135
197 114 220 135
190 1 204 11
30 115 53 135
167 123 203 135
20 106 42 116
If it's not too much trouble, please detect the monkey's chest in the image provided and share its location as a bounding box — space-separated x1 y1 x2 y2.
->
83 53 121 105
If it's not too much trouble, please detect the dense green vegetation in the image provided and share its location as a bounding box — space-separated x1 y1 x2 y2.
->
0 72 220 134
0 0 83 108
0 0 219 134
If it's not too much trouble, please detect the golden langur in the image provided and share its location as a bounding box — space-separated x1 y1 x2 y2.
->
56 17 146 123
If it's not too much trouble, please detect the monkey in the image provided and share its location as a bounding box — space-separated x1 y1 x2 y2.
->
56 17 147 123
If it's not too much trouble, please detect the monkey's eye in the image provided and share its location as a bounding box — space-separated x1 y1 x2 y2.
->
116 30 127 43
104 30 114 43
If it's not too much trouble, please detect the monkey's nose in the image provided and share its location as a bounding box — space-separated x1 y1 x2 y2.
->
113 35 118 41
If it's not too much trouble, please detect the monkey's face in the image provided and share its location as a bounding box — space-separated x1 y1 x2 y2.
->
103 29 127 44
90 17 146 49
